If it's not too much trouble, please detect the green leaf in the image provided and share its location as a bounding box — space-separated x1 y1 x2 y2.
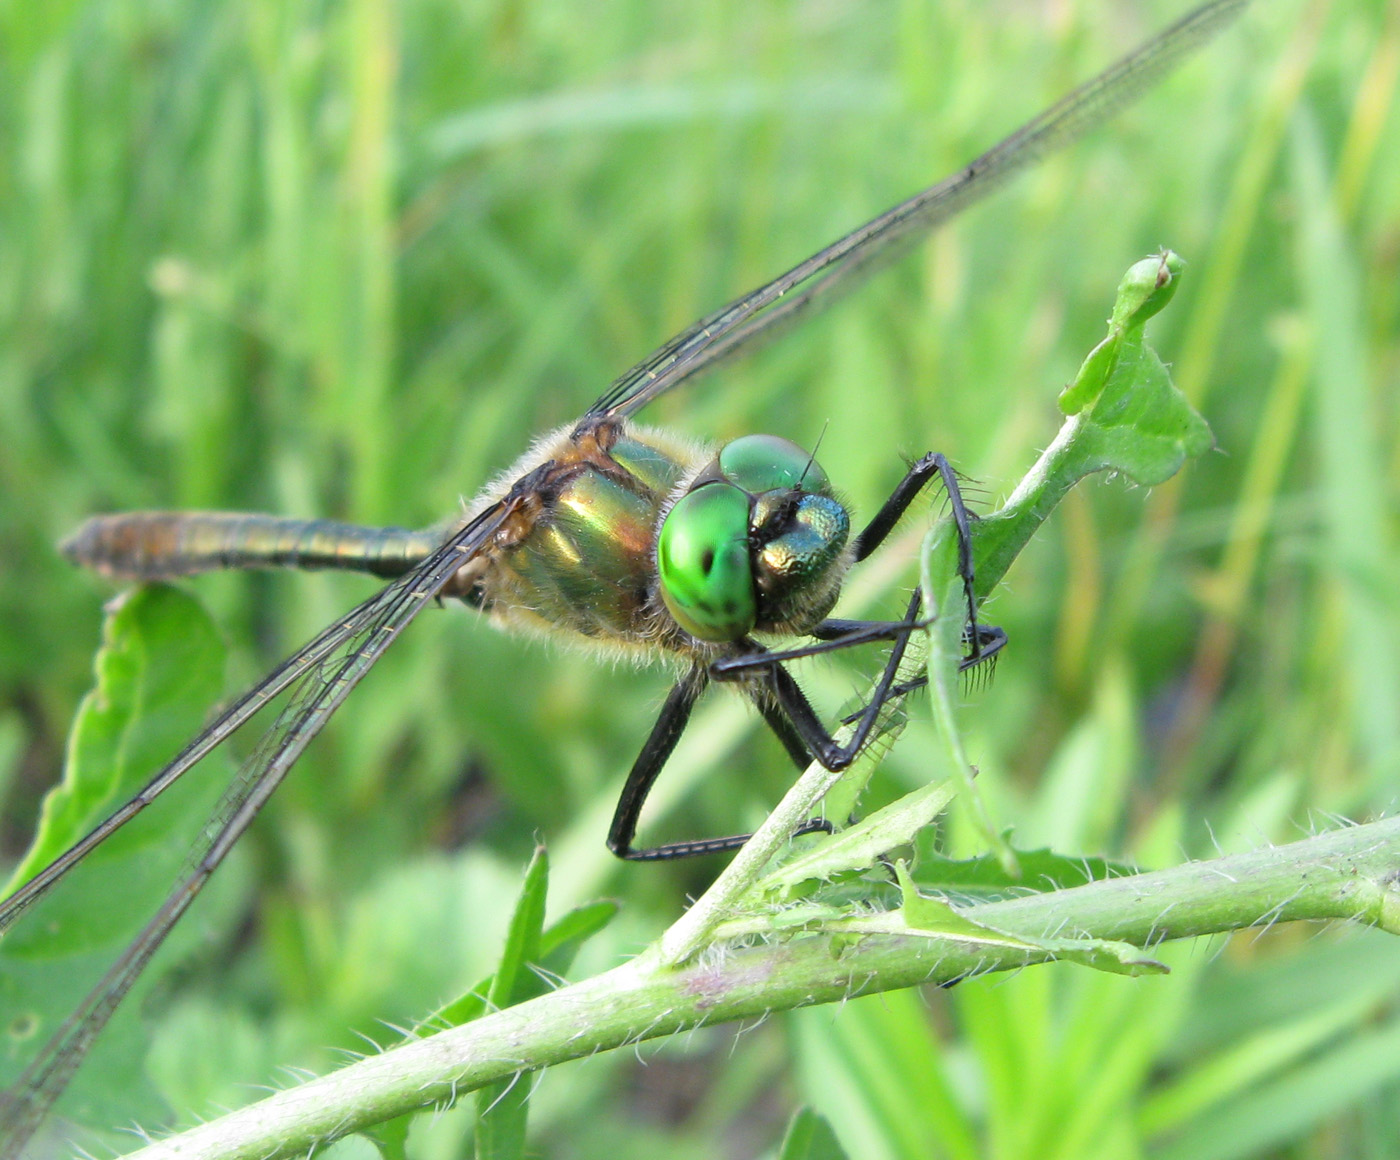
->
1149 1012 1400 1160
418 897 617 1034
473 847 550 1160
790 989 979 1160
776 1107 850 1160
970 250 1211 599
487 846 550 1010
3 585 226 903
848 864 1170 978
1055 252 1211 482
1058 250 1185 413
915 847 1137 900
359 1116 410 1160
921 523 1017 873
757 778 957 894
0 585 231 1127
896 862 1040 945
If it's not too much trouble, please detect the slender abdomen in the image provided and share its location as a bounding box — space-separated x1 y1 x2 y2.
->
61 512 444 580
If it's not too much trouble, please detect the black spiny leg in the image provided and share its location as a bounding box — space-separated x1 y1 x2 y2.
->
607 662 839 862
853 451 985 665
756 696 819 772
714 589 927 773
608 664 714 861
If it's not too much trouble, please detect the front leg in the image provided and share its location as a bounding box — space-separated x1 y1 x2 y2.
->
716 616 1008 673
713 589 927 773
852 451 985 664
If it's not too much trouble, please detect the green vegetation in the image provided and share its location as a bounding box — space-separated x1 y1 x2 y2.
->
1 1 1397 1157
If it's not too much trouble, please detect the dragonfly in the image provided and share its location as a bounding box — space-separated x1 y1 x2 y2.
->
0 0 1246 1152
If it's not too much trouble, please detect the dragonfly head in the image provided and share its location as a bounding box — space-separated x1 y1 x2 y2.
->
656 434 851 643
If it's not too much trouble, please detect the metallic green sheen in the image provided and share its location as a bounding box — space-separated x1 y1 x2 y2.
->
755 493 849 625
608 434 688 496
657 483 756 642
758 494 849 585
718 434 831 497
510 465 662 638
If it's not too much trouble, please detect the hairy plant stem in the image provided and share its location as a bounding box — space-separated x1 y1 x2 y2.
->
125 816 1400 1160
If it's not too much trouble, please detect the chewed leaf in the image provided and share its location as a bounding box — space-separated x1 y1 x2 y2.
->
970 250 1211 601
1058 250 1185 415
1055 253 1212 486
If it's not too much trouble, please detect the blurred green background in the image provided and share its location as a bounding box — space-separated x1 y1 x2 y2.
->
1 0 1398 1156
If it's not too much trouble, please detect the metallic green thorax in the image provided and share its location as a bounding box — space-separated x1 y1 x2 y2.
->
499 428 691 641
657 434 850 643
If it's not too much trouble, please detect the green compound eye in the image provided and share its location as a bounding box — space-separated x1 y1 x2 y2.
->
657 483 756 642
718 434 830 497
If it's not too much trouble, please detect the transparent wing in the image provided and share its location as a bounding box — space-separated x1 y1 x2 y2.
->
585 0 1245 422
0 499 515 1160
